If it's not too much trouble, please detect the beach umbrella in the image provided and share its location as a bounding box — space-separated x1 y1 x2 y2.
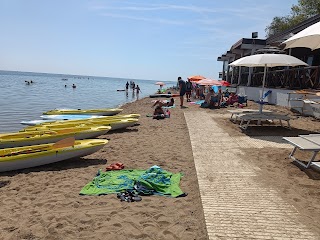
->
219 80 231 87
188 75 205 82
197 78 222 86
155 82 165 86
229 54 308 113
282 21 320 50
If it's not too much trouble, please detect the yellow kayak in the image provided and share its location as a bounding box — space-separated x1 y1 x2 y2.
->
0 138 108 172
21 118 139 131
43 108 123 116
0 126 111 148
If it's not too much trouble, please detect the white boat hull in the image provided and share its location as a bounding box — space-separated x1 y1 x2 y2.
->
40 115 102 120
0 144 105 172
21 120 55 126
108 121 138 130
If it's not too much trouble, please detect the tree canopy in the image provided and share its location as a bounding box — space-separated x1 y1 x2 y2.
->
265 0 320 37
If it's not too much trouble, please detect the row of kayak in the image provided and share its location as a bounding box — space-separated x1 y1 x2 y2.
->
0 108 138 172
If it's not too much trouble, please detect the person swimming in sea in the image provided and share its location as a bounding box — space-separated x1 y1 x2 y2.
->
72 84 76 88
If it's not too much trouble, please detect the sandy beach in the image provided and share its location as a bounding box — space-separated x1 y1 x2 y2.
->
0 96 208 240
1 94 320 239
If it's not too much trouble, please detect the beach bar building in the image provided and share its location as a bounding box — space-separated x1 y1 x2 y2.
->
218 15 320 118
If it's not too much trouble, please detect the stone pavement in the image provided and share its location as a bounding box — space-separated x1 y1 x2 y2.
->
184 111 318 240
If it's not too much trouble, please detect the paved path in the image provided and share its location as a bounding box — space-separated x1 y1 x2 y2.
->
184 111 318 240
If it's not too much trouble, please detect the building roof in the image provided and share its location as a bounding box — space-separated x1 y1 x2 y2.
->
231 38 266 50
217 38 266 61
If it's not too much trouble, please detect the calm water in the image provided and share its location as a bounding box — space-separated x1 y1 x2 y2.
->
0 71 175 132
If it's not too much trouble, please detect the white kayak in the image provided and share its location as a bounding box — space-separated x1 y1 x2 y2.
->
0 138 108 172
21 118 139 131
43 108 123 116
40 114 103 120
21 119 56 126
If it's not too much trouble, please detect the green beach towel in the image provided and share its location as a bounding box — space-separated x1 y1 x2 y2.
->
80 165 185 197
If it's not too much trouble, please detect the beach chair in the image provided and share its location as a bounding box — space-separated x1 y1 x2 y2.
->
283 134 320 170
256 90 272 105
228 109 272 122
238 112 291 130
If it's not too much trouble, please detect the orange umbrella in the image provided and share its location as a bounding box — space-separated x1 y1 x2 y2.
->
188 75 205 82
219 80 231 86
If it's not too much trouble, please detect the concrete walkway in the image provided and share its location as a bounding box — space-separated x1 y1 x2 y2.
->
184 111 318 240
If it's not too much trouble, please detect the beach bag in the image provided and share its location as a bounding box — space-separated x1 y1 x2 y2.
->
186 82 192 91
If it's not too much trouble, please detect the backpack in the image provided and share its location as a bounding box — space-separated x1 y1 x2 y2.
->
186 82 192 90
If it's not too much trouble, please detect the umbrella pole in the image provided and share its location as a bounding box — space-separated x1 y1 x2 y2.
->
259 65 267 114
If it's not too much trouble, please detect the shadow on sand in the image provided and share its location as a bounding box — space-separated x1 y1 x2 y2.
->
292 161 320 180
0 158 107 177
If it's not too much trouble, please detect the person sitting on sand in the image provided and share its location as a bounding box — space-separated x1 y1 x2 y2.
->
152 98 174 108
200 88 215 108
153 106 166 119
226 92 238 105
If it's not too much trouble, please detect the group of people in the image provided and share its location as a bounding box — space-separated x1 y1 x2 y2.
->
176 76 242 109
64 83 76 88
126 81 140 94
200 89 244 108
25 80 34 85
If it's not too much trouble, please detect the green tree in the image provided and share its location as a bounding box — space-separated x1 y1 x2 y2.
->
265 0 320 37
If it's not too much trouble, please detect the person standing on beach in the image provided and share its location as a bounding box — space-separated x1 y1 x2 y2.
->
185 78 193 102
178 76 186 107
126 81 129 91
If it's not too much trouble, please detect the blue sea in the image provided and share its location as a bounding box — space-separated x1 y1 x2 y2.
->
0 70 175 133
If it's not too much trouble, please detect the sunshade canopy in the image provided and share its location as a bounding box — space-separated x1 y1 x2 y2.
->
229 54 308 68
229 54 308 114
188 75 205 81
155 82 165 86
197 78 222 86
282 21 320 50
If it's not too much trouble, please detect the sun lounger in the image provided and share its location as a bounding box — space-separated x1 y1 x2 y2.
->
283 135 320 170
228 109 272 122
238 113 291 130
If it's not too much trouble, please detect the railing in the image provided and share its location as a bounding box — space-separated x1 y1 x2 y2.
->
227 66 320 89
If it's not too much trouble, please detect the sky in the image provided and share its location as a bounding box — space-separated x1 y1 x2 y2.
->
0 0 298 81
